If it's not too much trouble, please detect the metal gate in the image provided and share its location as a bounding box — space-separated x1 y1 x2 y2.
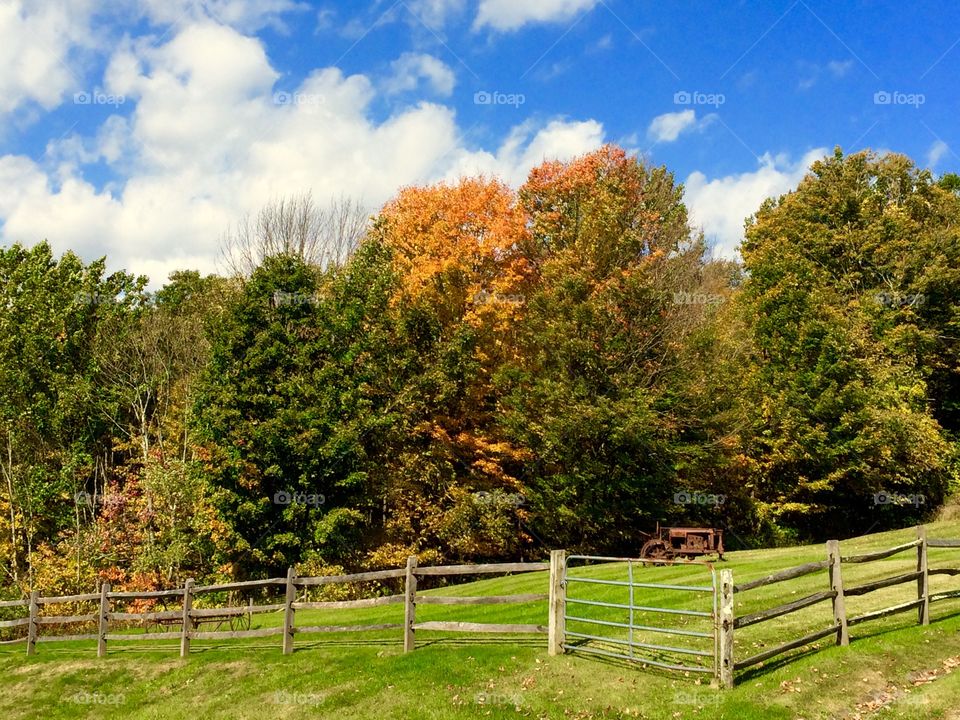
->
563 554 718 677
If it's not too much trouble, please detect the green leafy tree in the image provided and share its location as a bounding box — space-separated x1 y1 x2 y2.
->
0 242 138 587
737 148 957 537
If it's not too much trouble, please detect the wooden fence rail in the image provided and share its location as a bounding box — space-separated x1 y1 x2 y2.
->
1 558 552 658
733 560 830 593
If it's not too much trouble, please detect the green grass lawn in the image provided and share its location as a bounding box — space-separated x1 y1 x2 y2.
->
3 521 960 719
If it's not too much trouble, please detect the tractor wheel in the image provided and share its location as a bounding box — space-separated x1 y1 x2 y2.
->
640 539 672 566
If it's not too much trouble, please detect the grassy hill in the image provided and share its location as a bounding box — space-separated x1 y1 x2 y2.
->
3 521 960 719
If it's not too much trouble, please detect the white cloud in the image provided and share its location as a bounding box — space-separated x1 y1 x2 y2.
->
0 155 49 216
405 0 466 28
444 118 605 186
0 0 97 115
926 140 949 168
0 154 126 261
0 22 605 287
647 109 704 143
104 24 280 171
474 0 599 32
135 0 305 33
684 148 828 258
384 53 456 96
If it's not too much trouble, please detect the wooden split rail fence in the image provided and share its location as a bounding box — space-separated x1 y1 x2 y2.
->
714 525 959 687
5 526 958 688
0 558 556 657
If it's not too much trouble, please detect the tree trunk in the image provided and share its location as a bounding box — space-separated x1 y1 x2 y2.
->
2 432 18 584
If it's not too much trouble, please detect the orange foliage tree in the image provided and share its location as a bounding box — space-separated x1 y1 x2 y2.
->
369 178 535 561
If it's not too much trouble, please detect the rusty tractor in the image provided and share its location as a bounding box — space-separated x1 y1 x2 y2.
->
639 524 725 562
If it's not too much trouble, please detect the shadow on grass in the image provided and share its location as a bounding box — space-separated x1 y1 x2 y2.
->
734 644 823 683
560 638 715 682
734 612 957 683
0 634 550 659
568 652 714 683
412 636 544 649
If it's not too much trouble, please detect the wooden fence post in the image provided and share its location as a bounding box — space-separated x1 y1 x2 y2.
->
718 569 735 688
403 556 418 653
26 590 39 657
282 567 296 655
97 582 110 658
826 539 849 646
180 579 194 658
917 525 930 626
548 550 566 656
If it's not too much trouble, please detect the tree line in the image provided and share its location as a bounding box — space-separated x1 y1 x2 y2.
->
1 146 957 596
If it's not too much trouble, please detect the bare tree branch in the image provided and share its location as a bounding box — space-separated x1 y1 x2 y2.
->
220 192 369 276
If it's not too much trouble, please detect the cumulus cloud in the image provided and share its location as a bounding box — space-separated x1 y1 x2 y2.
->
645 109 716 143
444 118 605 186
0 154 127 261
0 0 98 114
384 52 456 96
474 0 599 32
0 22 606 287
684 148 828 258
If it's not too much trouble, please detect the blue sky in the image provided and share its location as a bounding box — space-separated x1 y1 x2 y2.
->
0 0 957 284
